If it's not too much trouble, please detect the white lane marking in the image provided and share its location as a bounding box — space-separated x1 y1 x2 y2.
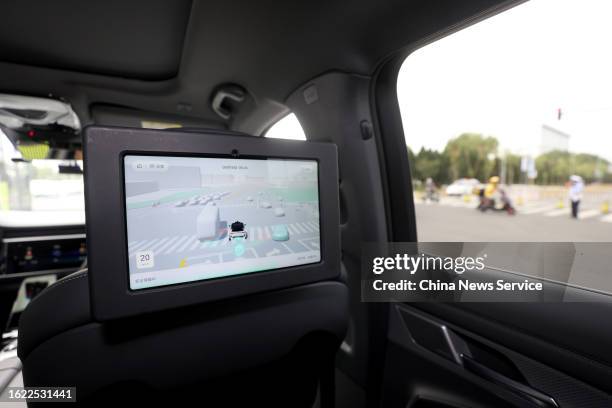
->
149 237 172 252
520 205 556 215
163 235 191 254
177 236 197 253
295 223 307 233
281 243 294 253
132 238 161 252
544 208 570 217
264 226 272 240
300 222 313 233
601 213 612 223
155 236 180 254
287 224 299 235
188 238 201 251
578 209 601 219
298 239 319 250
128 240 145 251
131 238 160 253
308 221 320 231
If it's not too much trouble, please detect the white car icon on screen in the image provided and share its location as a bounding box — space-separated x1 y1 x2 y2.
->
228 221 248 241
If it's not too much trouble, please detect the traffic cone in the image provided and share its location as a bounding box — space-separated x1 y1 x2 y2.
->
602 201 610 215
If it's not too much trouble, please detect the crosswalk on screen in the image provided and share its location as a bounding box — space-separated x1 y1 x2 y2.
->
124 155 321 290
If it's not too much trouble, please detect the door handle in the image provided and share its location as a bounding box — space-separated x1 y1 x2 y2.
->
461 354 558 408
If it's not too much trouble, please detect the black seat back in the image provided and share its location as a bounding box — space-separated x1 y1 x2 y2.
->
18 269 348 406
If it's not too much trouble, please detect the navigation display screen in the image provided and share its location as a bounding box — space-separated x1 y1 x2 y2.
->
124 155 321 290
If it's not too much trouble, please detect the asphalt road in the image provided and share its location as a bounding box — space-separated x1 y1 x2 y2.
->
416 201 612 242
415 201 612 294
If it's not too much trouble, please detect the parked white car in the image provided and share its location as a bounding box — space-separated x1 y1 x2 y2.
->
445 178 481 196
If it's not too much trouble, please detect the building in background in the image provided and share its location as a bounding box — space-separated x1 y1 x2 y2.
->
540 125 570 154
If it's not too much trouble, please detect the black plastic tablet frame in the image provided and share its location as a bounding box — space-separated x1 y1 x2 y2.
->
83 126 340 321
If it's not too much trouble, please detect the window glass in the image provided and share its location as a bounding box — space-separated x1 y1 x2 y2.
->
265 114 306 140
398 0 612 243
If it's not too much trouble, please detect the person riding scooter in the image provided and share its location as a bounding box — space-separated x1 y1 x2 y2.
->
478 176 515 215
477 176 499 210
423 177 439 202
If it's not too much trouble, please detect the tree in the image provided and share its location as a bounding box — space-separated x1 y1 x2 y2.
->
574 153 611 183
536 150 611 184
499 153 522 184
413 147 446 184
444 133 498 182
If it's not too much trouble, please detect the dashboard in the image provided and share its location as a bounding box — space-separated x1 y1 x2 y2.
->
0 223 86 332
3 234 86 275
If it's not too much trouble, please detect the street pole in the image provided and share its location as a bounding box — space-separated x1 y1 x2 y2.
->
500 151 507 185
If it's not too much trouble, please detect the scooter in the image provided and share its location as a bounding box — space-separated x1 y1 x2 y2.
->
500 190 516 215
477 189 515 215
422 189 440 203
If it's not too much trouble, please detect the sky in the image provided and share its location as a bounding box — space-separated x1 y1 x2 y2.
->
268 0 612 161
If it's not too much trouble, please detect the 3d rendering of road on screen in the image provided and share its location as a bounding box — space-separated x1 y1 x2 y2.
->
123 155 321 290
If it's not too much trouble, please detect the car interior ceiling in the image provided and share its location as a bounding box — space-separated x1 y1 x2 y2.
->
3 0 612 407
0 0 516 135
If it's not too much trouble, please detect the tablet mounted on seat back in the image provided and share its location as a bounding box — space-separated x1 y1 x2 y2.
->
83 126 341 320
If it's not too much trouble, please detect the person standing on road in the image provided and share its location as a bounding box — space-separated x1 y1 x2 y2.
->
568 175 584 219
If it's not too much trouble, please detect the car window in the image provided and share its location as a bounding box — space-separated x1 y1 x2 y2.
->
398 0 612 244
265 114 306 140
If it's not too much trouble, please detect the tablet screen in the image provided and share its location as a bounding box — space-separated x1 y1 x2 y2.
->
124 155 321 290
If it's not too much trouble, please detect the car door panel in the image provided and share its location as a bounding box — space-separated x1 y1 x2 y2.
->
414 302 612 395
382 304 612 408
